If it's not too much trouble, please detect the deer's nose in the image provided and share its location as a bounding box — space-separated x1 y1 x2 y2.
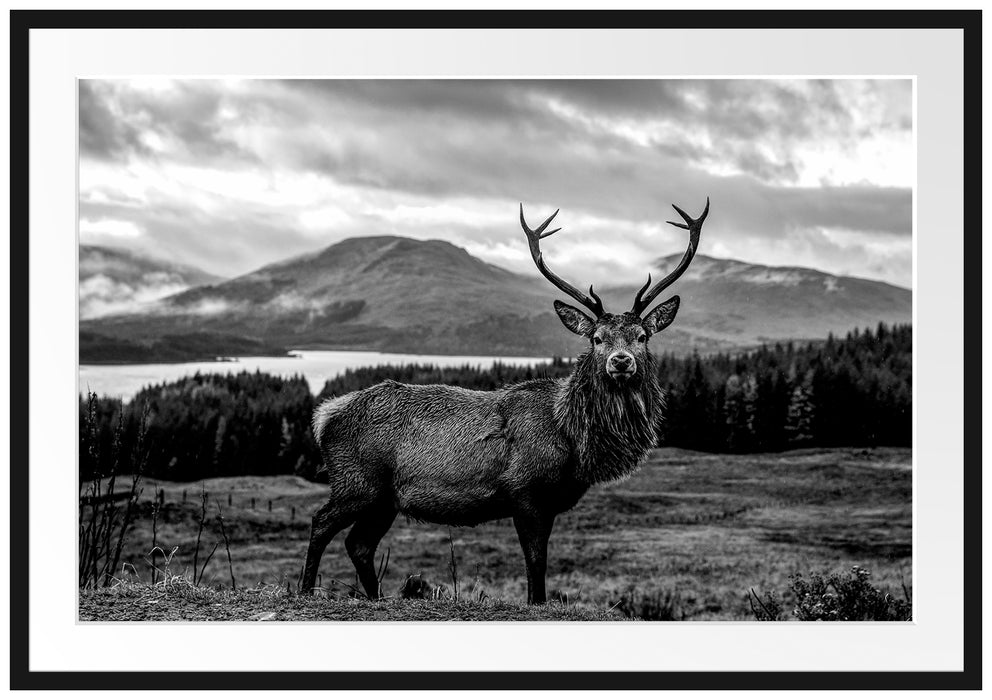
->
609 353 635 373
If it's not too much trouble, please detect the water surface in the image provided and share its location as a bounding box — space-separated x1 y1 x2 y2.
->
79 350 552 400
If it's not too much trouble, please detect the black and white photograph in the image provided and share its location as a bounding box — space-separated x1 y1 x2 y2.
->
76 76 915 624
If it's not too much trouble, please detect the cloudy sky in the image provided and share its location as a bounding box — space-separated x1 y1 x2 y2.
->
79 78 913 288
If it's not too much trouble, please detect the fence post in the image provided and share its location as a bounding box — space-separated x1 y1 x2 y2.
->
268 500 272 512
250 497 255 510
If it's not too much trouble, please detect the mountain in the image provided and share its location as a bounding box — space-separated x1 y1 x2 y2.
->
81 236 582 358
80 245 223 319
80 237 911 359
601 254 912 348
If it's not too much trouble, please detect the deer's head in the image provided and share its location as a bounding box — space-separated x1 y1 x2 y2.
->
520 199 708 385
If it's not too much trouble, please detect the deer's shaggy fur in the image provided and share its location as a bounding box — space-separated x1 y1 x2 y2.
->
310 355 664 524
555 349 664 484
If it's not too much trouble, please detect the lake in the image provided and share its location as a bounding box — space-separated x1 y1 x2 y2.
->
79 350 553 401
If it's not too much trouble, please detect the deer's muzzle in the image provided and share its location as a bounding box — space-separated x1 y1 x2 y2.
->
607 352 636 379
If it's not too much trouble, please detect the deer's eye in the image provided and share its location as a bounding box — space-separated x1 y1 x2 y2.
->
637 334 647 343
593 336 603 345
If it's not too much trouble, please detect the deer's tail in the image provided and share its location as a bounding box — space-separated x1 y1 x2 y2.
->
312 393 356 446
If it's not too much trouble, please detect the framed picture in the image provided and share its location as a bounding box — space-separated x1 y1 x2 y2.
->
9 7 981 692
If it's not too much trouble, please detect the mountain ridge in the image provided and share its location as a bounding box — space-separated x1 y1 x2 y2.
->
648 252 911 290
80 235 912 359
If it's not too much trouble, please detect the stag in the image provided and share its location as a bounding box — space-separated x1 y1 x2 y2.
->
302 199 709 603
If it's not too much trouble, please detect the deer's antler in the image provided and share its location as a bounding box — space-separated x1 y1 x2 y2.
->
520 204 605 318
630 197 709 316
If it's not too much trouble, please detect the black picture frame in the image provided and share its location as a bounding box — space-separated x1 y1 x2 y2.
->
9 8 982 691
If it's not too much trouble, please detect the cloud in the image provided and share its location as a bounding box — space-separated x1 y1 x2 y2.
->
79 82 134 160
138 296 245 318
78 78 914 287
80 217 144 239
80 273 191 319
80 79 255 163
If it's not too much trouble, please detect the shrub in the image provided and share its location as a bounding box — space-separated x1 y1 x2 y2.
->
398 574 447 601
747 588 784 621
613 588 684 621
750 566 911 621
790 566 911 621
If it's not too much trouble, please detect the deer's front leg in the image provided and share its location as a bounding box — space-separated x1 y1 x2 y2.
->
513 511 555 604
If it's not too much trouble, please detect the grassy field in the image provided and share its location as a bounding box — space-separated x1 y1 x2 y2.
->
90 446 911 621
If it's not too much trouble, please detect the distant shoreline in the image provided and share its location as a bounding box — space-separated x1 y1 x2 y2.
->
80 352 298 367
79 330 294 365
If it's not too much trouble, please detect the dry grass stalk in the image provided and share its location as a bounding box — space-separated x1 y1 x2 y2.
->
78 395 147 589
215 500 237 590
447 528 459 600
192 486 207 578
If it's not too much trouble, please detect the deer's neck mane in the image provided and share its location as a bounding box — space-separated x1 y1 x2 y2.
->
554 352 664 484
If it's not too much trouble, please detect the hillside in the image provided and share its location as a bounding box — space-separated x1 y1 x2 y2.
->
78 330 291 364
80 245 223 320
602 254 912 347
82 236 585 357
80 236 911 358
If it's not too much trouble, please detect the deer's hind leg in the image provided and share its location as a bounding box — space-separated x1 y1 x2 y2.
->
345 502 398 599
301 500 361 595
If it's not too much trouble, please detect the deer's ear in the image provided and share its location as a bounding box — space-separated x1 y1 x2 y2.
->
554 300 596 337
643 295 680 336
